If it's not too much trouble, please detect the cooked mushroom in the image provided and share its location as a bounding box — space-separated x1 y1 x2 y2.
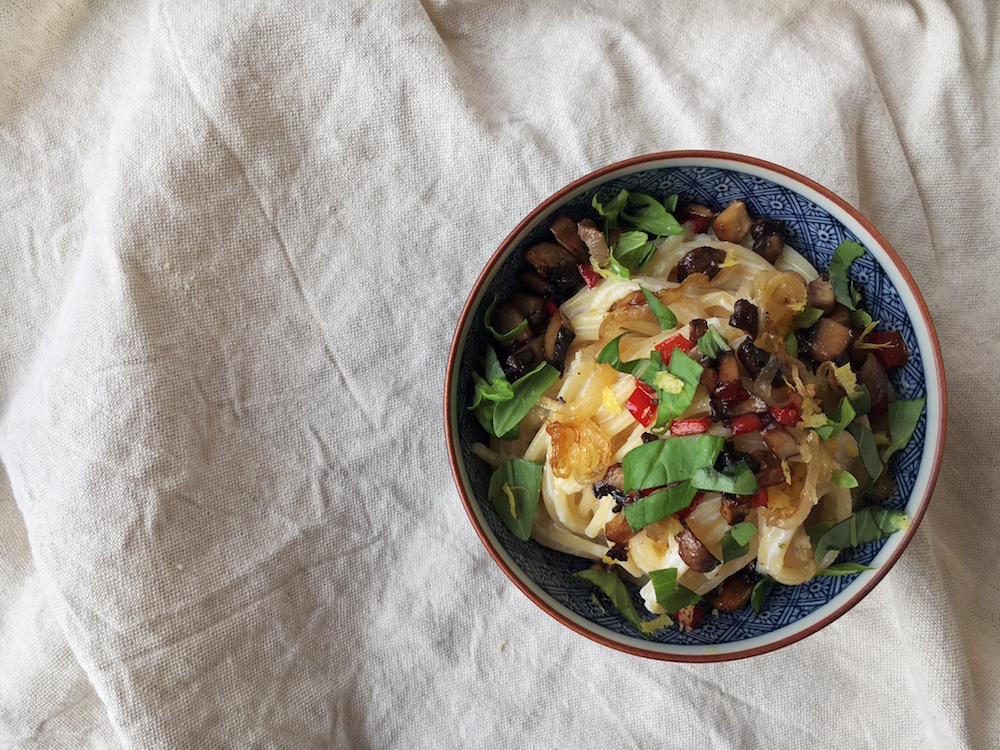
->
751 448 786 487
678 202 716 232
715 444 760 473
749 218 785 264
576 218 610 268
807 273 836 312
700 365 719 393
492 302 534 348
688 318 709 344
737 337 772 379
542 311 575 373
718 351 740 383
762 426 799 460
720 492 750 525
828 303 852 328
502 336 544 380
520 271 556 298
677 526 719 573
508 293 549 331
549 214 589 262
858 352 892 414
677 246 727 281
593 463 625 496
524 242 583 299
704 565 760 611
712 200 752 243
729 299 759 336
604 511 634 547
802 318 852 363
611 289 646 311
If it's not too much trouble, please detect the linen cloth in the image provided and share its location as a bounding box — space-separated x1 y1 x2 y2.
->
1 1 997 747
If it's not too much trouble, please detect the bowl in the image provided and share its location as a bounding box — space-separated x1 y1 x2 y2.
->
444 151 946 661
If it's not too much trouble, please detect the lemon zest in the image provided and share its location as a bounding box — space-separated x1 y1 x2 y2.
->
718 248 739 269
653 371 685 395
602 386 623 413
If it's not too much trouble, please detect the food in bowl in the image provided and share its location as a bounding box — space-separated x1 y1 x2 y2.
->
467 188 924 634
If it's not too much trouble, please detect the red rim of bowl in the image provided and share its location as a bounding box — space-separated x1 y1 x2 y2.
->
444 150 947 661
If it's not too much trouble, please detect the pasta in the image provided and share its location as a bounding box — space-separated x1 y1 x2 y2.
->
471 194 920 628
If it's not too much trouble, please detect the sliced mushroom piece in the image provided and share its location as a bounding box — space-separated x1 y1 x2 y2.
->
700 365 719 393
729 299 759 336
858 352 891 414
520 271 555 298
605 511 634 547
577 218 610 268
524 242 584 299
688 318 708 344
492 302 534 349
549 214 589 262
807 273 836 312
705 565 761 611
677 246 727 282
737 337 772 379
677 526 719 573
679 202 716 232
762 426 799 460
720 492 750 525
751 448 786 487
542 311 575 373
803 318 852 363
712 200 752 243
749 218 786 264
502 336 544 380
593 463 625 496
509 293 549 331
611 289 646 311
718 350 740 383
715 443 760 473
828 303 852 328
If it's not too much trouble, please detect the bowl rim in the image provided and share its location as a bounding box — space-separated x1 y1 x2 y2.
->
444 150 947 661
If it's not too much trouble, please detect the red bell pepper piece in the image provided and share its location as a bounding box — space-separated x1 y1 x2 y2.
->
728 413 764 436
713 381 751 410
673 603 703 630
867 331 909 369
578 262 602 289
750 487 769 508
654 334 693 364
625 381 658 428
688 215 711 234
769 404 800 427
670 417 712 436
544 299 559 317
678 492 707 520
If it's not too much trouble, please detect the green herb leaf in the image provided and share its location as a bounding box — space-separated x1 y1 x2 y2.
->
784 330 798 358
622 433 725 492
483 294 528 342
882 397 926 464
621 192 683 237
793 306 825 329
816 562 873 576
814 396 856 441
607 243 633 279
751 577 772 618
850 384 872 417
813 507 909 563
848 422 883 480
649 348 703 428
597 333 629 372
639 285 678 330
721 521 758 562
488 459 543 541
690 462 759 495
613 231 657 274
492 362 559 440
649 568 701 613
850 309 874 328
624 481 698 532
828 240 866 311
470 348 519 438
830 469 860 488
574 567 644 633
592 189 629 231
696 325 731 359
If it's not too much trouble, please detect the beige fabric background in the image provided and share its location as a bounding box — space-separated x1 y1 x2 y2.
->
0 1 996 748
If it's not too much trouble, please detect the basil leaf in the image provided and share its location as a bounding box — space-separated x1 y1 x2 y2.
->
662 193 679 213
640 285 678 330
624 481 698 531
751 577 772 618
814 396 856 441
488 459 543 540
574 567 644 633
850 309 874 328
696 325 731 359
597 333 629 371
469 371 513 409
623 434 725 492
649 568 701 613
607 243 632 279
830 469 859 488
721 521 757 562
484 294 528 342
807 520 837 546
816 562 873 577
621 192 683 237
690 462 759 495
614 231 657 273
784 330 798 358
592 189 629 230
492 362 559 440
793 306 825 329
848 422 883 480
828 240 866 311
882 397 926 464
813 507 909 563
850 384 872 417
650 348 703 428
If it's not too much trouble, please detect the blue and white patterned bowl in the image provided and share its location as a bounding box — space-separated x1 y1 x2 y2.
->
445 152 946 661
